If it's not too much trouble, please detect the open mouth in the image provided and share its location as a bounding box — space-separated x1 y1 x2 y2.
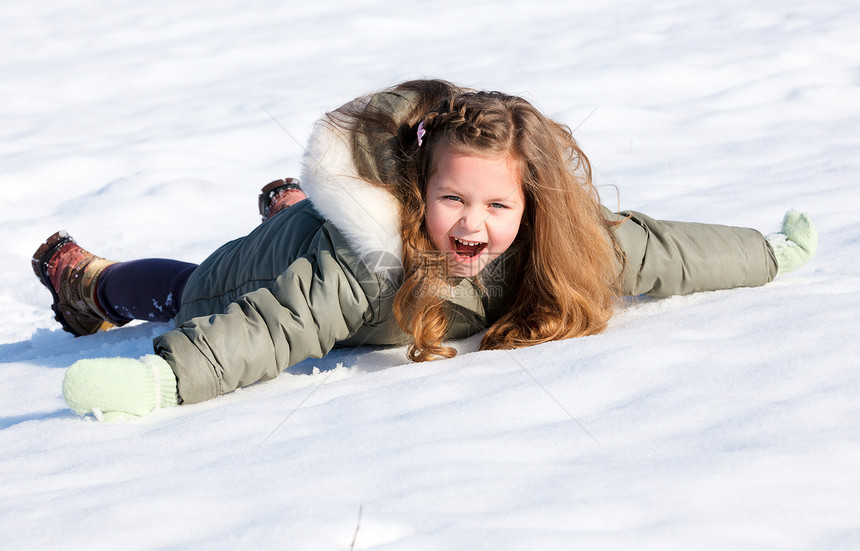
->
450 236 487 259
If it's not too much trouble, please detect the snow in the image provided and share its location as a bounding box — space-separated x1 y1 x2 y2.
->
2 0 859 549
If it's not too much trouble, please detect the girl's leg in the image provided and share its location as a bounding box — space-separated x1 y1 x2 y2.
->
33 231 198 336
97 259 198 323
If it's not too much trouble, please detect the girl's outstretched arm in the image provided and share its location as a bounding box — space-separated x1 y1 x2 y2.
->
61 228 379 421
608 209 794 297
155 241 373 405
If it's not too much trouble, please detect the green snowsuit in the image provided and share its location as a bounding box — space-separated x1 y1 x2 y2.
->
153 85 777 405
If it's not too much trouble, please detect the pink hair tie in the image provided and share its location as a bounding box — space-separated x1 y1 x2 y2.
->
416 120 427 147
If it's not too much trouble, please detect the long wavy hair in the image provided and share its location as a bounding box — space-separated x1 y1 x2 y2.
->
335 79 621 361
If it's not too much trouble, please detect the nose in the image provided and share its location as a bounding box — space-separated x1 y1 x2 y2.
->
459 206 484 233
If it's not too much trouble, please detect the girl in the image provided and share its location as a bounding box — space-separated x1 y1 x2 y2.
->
32 79 817 422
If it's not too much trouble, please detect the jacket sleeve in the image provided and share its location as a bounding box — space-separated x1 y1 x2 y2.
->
608 209 778 297
152 247 372 405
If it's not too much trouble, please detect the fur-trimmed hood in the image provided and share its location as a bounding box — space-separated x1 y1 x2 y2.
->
300 119 402 269
298 83 475 281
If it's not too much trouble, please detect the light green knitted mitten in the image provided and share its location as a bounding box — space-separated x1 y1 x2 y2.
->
766 210 818 275
62 354 179 422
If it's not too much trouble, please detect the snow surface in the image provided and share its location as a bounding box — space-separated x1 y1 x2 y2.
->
2 0 859 549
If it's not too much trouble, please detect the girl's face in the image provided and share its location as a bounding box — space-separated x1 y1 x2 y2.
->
425 144 525 278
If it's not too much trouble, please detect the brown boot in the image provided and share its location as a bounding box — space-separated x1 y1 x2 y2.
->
32 231 128 337
258 178 306 221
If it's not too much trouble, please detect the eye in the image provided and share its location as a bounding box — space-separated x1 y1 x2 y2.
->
443 195 462 203
489 202 509 210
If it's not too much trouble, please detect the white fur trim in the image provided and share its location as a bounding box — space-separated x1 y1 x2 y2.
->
300 119 403 279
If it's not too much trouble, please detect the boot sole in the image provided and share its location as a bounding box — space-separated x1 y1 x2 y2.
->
259 178 303 219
